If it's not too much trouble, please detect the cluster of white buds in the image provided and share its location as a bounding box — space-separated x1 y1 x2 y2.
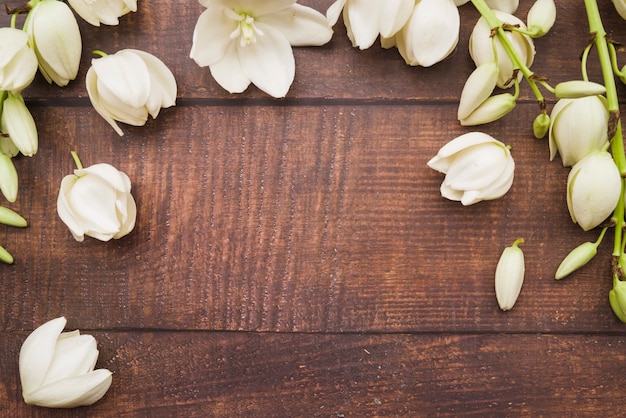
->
458 0 556 126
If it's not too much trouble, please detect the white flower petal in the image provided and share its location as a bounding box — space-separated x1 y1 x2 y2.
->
66 176 122 238
190 5 236 67
378 0 414 38
210 41 252 94
343 0 382 49
86 67 124 136
24 369 113 408
43 334 98 385
238 24 295 98
443 144 509 190
326 0 347 26
92 51 150 109
19 317 67 397
261 4 333 46
57 175 86 241
127 49 177 117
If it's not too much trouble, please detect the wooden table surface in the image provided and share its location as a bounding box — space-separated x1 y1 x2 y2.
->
2 0 626 416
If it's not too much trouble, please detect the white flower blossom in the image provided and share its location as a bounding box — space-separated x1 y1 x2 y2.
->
190 0 333 98
86 49 177 136
20 317 112 408
326 0 413 49
0 27 38 93
495 238 525 311
57 157 137 242
67 0 137 26
427 132 515 205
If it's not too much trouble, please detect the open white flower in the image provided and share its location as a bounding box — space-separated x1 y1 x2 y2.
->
469 11 535 88
549 95 608 167
57 154 136 242
20 317 112 408
427 132 515 205
0 27 38 93
567 150 621 231
190 0 333 98
25 0 82 87
86 49 177 136
326 0 413 49
68 0 137 26
392 0 459 67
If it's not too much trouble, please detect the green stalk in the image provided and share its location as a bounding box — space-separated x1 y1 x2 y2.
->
583 0 626 260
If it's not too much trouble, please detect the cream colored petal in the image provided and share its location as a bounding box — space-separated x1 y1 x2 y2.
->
443 143 509 190
86 67 124 136
457 61 499 120
326 0 347 26
76 163 131 193
495 242 525 311
42 334 99 385
20 317 67 397
261 4 333 46
57 175 86 241
209 42 251 94
190 6 235 67
223 0 296 16
24 369 112 408
428 131 500 172
66 176 122 238
344 0 382 49
113 192 137 239
1 94 38 156
67 0 101 26
474 154 515 202
92 51 150 109
378 0 413 38
237 24 295 98
485 0 519 13
127 49 177 118
95 79 148 126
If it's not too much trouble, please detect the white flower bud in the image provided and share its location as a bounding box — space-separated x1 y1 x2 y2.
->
527 0 556 37
458 61 499 120
395 0 459 67
555 241 599 280
86 49 177 136
533 113 550 139
427 132 515 205
0 153 18 202
549 96 608 167
469 11 535 88
19 317 112 408
57 159 137 242
25 0 82 86
67 0 137 26
495 238 525 311
567 150 621 231
554 81 606 99
1 93 38 157
0 27 38 93
459 93 517 126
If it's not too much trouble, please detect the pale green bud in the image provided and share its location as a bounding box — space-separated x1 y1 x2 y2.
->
495 238 525 311
554 81 607 99
612 0 626 20
609 279 626 323
0 153 18 202
554 242 598 280
527 0 556 38
0 244 13 264
532 113 550 139
567 151 621 231
1 94 38 156
458 62 499 121
459 93 516 126
0 206 27 227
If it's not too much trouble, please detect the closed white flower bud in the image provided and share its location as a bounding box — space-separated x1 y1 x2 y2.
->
554 81 606 99
527 0 556 37
25 0 82 87
0 153 18 202
495 238 525 311
19 317 112 408
459 93 517 126
1 93 38 157
533 113 550 139
567 150 621 231
395 0 459 67
57 157 137 242
0 27 38 93
469 11 535 88
549 96 608 167
458 61 499 120
67 0 137 26
86 49 177 136
427 132 515 205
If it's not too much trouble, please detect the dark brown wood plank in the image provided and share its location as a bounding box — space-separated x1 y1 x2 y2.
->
2 331 625 417
1 103 620 333
1 1 625 101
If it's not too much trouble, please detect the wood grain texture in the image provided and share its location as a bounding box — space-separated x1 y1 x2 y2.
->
1 0 626 416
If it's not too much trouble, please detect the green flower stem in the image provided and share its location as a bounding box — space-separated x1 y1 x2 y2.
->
470 0 545 106
583 0 626 261
71 151 83 170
